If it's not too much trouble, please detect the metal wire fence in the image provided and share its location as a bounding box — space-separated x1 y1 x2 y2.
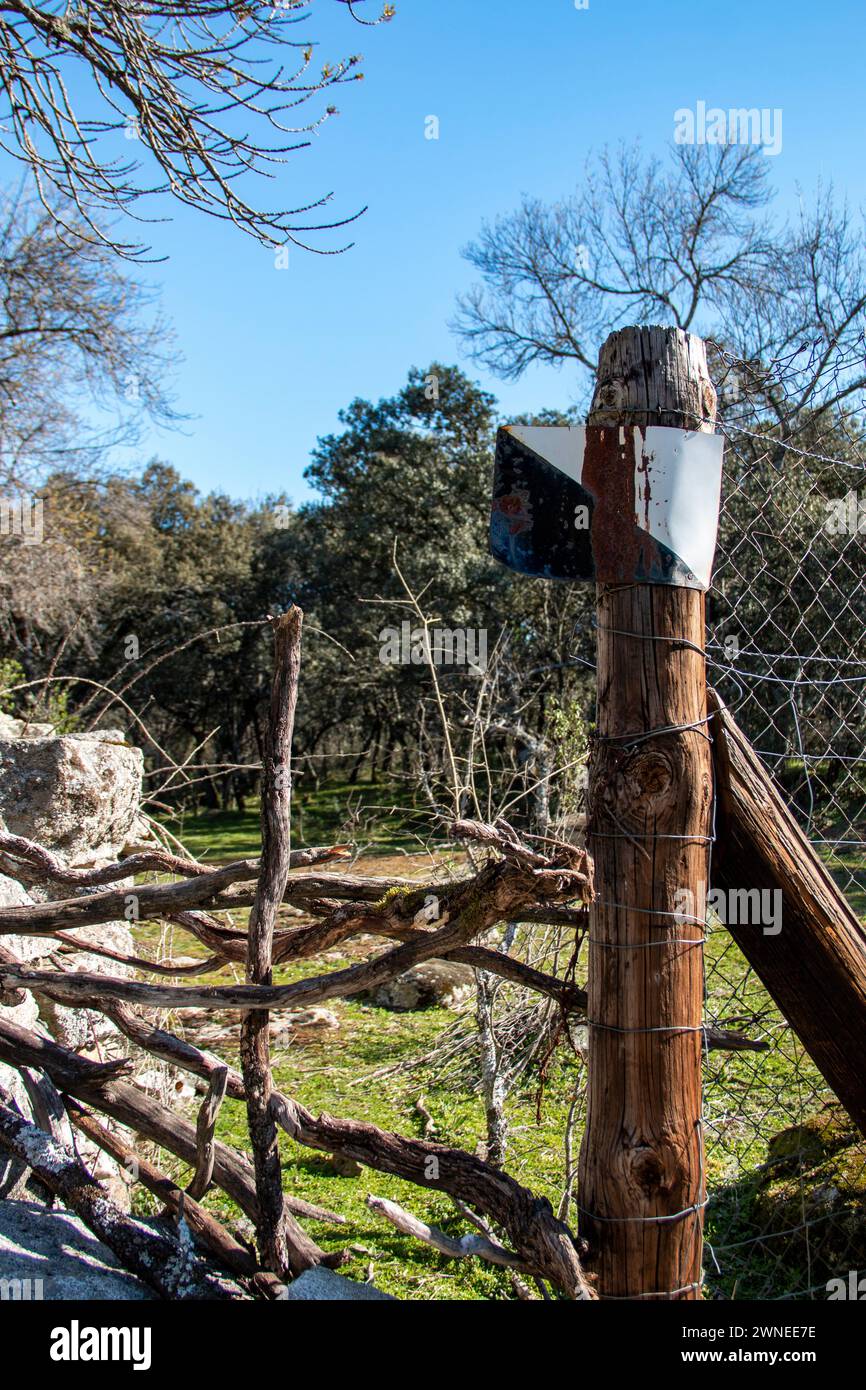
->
700 335 866 1300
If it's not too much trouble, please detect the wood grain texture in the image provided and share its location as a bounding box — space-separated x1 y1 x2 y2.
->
709 687 866 1137
578 326 717 1300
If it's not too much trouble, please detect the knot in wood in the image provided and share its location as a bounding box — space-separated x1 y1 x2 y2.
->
631 1146 666 1198
598 748 674 819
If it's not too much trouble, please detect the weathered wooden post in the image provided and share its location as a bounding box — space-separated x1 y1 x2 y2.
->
490 325 722 1300
709 688 866 1138
240 606 324 1279
578 328 717 1300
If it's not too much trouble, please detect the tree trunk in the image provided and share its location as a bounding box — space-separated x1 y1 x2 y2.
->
578 326 717 1300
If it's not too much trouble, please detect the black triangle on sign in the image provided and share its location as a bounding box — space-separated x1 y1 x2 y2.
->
490 427 595 582
490 425 702 588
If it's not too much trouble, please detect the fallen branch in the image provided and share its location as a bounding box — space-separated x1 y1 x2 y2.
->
0 866 395 937
0 848 593 1014
0 1090 240 1300
0 941 27 1006
66 1100 284 1299
366 1193 529 1272
10 998 592 1298
0 1016 345 1245
272 1091 594 1299
703 1024 769 1053
18 1066 75 1150
52 931 226 977
0 829 349 890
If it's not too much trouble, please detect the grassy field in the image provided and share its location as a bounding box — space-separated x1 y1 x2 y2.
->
161 782 433 861
137 785 866 1300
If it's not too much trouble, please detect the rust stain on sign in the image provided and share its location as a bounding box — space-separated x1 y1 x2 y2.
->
581 425 655 580
490 422 722 589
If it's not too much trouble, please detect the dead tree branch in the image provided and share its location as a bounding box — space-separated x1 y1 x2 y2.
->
187 1065 229 1201
66 1100 284 1300
0 1089 239 1299
0 1015 344 1238
241 606 302 1277
366 1193 530 1272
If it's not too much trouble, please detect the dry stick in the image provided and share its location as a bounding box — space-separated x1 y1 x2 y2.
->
0 1092 239 1300
366 1194 530 1272
0 941 27 1006
52 930 225 977
0 1016 345 1235
65 1100 285 1300
0 902 580 1014
0 946 754 1052
0 830 214 884
0 829 350 891
240 606 303 1279
0 867 423 935
18 1066 75 1150
169 910 251 960
187 1064 229 1200
270 1092 593 1299
0 843 593 1015
0 861 277 935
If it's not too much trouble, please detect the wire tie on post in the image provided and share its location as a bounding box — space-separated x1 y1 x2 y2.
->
576 1198 708 1226
604 1278 705 1301
588 936 706 949
585 1021 704 1035
592 619 708 658
588 830 715 844
594 716 714 748
596 901 706 924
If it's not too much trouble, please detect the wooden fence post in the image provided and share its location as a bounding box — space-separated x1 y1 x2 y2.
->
578 326 718 1300
240 606 313 1279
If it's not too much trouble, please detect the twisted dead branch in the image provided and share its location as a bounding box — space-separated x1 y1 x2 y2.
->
0 1089 240 1300
240 607 302 1277
66 1101 284 1300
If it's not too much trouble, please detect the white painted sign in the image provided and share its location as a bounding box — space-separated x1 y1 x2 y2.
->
491 423 724 590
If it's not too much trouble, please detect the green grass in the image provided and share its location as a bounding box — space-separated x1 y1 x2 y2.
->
215 1005 581 1300
825 844 866 919
159 781 436 861
133 971 583 1300
139 789 866 1301
140 797 586 1299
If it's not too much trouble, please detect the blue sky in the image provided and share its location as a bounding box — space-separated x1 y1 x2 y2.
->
60 0 866 503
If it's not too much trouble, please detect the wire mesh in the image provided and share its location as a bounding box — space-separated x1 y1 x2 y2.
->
701 335 866 1300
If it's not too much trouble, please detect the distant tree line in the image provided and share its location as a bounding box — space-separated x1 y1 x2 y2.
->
1 142 863 830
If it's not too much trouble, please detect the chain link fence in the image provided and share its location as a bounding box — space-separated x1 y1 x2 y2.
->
701 335 866 1300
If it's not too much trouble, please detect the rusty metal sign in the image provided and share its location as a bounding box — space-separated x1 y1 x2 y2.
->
490 423 724 590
